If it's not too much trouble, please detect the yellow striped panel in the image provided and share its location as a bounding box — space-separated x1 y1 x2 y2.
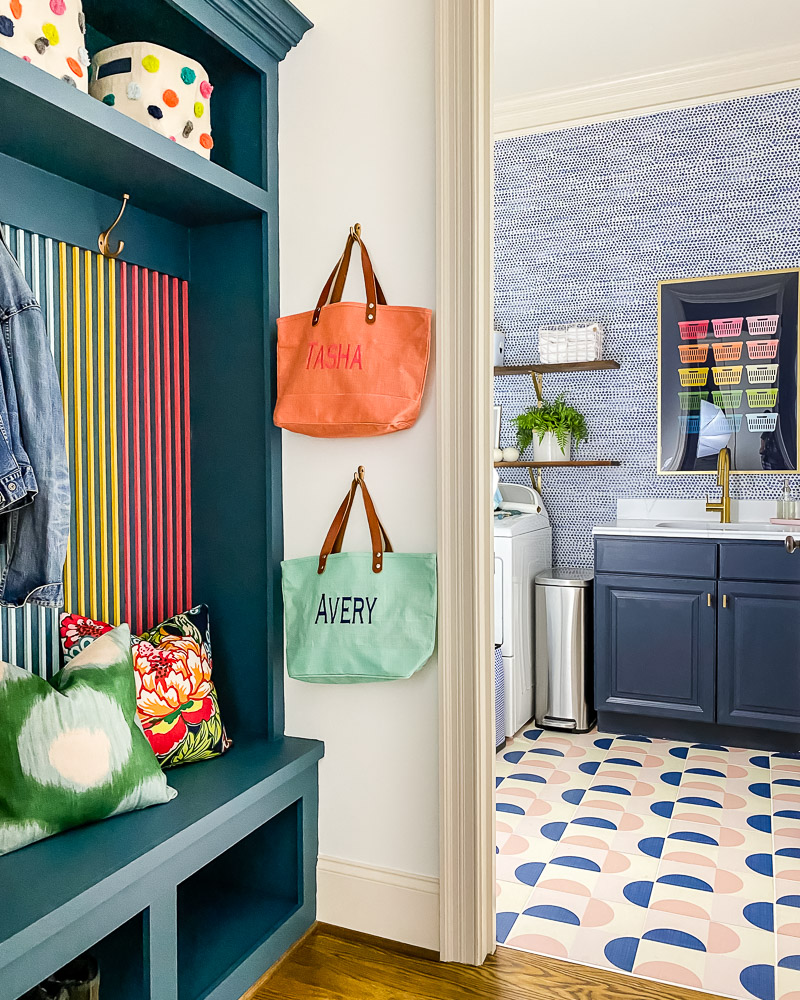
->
59 243 72 613
96 254 109 621
108 259 121 624
84 251 97 619
72 247 85 614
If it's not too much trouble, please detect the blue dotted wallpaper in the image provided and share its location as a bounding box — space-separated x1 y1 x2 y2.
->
494 88 800 567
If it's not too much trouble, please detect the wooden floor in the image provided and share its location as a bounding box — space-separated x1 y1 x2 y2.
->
248 925 719 1000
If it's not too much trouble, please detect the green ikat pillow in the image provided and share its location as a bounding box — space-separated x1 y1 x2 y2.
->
0 624 177 856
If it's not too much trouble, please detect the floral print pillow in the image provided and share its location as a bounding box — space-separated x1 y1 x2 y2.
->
60 606 231 769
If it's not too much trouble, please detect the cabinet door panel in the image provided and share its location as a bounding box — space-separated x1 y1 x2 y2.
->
595 574 716 720
717 581 800 731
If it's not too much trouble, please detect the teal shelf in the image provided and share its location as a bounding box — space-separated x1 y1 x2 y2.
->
0 49 269 226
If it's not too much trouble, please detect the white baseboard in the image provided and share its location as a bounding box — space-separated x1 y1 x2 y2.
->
316 855 440 951
494 40 800 136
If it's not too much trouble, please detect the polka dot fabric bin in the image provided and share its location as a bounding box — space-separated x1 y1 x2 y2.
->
89 42 213 158
0 0 90 92
497 727 800 1000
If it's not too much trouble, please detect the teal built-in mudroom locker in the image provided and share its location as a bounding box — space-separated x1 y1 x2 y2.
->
0 2 323 999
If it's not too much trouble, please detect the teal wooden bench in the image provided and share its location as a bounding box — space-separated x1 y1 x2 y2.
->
0 0 319 997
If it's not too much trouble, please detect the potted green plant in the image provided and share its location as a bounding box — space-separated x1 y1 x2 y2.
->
512 393 589 461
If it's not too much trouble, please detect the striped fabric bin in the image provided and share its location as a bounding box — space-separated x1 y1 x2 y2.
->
495 645 506 752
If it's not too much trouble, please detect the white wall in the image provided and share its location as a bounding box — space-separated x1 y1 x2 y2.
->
278 0 439 948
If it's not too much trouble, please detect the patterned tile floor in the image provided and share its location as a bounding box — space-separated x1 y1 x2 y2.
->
496 727 800 1000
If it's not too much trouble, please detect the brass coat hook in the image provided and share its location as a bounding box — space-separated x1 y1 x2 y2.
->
349 222 362 242
98 193 130 259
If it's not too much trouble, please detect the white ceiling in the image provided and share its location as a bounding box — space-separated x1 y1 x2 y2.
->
494 0 800 102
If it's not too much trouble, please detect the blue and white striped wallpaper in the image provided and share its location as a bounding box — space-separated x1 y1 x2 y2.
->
494 87 800 567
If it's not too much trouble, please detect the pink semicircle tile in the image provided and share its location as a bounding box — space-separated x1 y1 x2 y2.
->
582 899 615 927
777 922 800 938
728 765 749 778
717 827 745 847
721 793 747 809
506 934 568 958
777 993 800 1000
501 786 541 798
537 878 592 897
713 870 744 893
775 826 800 841
562 835 612 851
682 780 725 793
650 899 711 920
673 811 722 826
499 835 531 855
707 922 741 954
632 781 656 797
634 962 703 988
524 801 553 816
661 850 716 867
617 813 645 831
582 797 625 812
774 793 800 805
601 851 631 874
775 868 800 882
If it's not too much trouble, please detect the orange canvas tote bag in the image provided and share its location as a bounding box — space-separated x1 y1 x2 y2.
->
274 226 432 437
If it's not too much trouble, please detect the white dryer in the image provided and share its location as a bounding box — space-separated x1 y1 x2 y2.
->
494 482 552 738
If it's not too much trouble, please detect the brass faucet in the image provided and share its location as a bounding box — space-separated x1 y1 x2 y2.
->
706 446 731 523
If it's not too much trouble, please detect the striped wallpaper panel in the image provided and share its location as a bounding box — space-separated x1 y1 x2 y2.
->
0 225 193 676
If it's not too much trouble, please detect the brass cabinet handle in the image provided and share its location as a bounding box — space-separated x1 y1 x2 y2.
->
787 536 798 554
707 593 712 607
723 594 728 608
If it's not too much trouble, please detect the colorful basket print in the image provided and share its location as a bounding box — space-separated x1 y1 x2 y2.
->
712 365 743 386
678 413 700 433
677 390 708 411
747 364 779 385
711 317 744 338
746 339 779 360
678 320 709 340
746 314 779 337
59 604 232 768
712 341 743 363
722 412 743 432
712 389 743 409
746 388 778 408
746 412 779 432
678 343 709 364
0 0 90 92
678 366 709 387
89 42 213 158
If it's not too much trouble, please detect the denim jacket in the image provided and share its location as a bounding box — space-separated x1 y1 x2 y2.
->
0 233 70 607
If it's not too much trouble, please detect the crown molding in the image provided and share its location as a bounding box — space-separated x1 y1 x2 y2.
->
202 0 313 62
494 40 800 136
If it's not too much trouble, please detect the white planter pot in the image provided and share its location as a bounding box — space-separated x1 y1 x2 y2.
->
531 431 571 462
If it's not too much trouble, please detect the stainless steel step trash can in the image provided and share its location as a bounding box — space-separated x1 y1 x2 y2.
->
534 568 595 733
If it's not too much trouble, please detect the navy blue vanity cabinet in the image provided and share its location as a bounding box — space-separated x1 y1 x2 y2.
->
595 535 800 750
595 573 717 721
717 542 800 731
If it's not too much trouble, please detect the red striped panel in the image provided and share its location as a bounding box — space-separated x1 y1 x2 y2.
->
152 272 164 624
182 280 192 606
163 274 174 620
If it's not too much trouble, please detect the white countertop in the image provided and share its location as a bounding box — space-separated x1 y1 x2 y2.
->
592 499 800 542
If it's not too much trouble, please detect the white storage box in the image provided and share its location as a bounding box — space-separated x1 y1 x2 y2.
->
89 42 214 158
0 0 89 92
538 323 604 364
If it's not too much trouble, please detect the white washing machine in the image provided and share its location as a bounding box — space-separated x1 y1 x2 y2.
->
494 482 552 738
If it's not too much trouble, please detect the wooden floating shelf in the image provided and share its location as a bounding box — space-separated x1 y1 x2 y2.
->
494 460 621 467
0 49 269 226
495 361 621 375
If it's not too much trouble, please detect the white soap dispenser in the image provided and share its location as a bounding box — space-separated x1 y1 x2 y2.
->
777 479 794 519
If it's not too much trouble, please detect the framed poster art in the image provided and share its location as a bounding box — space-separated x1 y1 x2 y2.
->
658 269 799 474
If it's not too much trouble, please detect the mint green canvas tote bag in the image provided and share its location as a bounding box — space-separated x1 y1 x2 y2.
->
282 467 437 683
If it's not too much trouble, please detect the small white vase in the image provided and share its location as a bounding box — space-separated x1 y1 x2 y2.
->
532 432 571 462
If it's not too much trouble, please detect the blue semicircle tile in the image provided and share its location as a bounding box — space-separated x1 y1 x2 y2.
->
562 788 585 806
540 821 568 842
522 729 543 741
657 873 713 892
775 810 800 821
749 783 771 799
514 861 546 886
773 752 800 761
651 801 674 819
777 895 800 908
779 956 800 972
503 750 525 764
497 803 525 815
643 928 706 951
528 747 565 757
750 755 771 769
775 778 800 787
623 880 653 908
669 746 689 759
591 784 631 796
678 796 722 808
578 761 601 775
660 771 682 786
638 837 665 858
495 776 504 788
509 772 546 783
739 964 775 1000
668 831 718 845
685 767 724 777
777 848 800 859
603 937 639 972
606 757 642 767
572 816 617 830
692 743 728 751
744 902 774 932
748 815 772 833
496 911 518 944
746 854 773 877
523 904 580 925
594 737 614 749
550 855 602 872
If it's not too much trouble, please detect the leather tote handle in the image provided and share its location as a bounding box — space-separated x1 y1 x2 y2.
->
312 226 387 327
318 466 393 575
